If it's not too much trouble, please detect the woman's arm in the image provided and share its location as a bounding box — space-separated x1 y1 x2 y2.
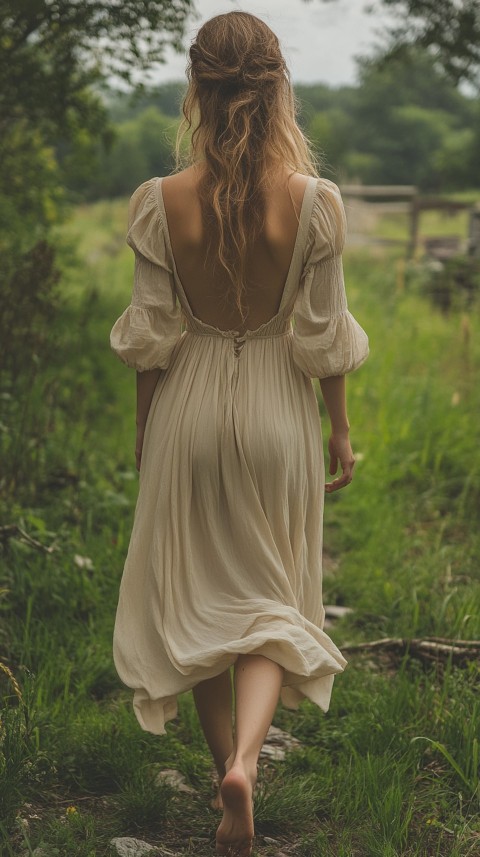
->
135 368 162 470
319 375 356 493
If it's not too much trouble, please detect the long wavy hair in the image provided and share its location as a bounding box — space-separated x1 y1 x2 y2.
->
175 11 320 322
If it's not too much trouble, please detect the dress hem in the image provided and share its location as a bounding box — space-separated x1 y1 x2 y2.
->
129 654 346 736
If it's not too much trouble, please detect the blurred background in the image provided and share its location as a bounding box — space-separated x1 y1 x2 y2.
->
1 2 479 856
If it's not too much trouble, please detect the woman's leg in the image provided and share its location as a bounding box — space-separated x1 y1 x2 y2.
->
192 668 235 805
216 653 284 856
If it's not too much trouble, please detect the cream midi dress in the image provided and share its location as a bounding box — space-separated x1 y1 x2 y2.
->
110 174 369 735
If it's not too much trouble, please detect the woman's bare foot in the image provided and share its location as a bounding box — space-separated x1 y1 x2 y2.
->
215 761 256 856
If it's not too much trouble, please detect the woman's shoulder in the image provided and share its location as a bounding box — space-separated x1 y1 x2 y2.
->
310 175 344 216
162 165 205 193
161 166 205 217
126 177 167 262
128 176 160 217
314 175 342 200
305 176 346 262
287 172 342 215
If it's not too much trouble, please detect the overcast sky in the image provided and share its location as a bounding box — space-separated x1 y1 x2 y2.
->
143 0 395 88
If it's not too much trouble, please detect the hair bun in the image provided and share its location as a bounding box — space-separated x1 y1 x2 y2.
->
189 41 285 92
190 44 243 88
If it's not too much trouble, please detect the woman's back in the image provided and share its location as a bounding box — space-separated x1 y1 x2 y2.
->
162 166 310 335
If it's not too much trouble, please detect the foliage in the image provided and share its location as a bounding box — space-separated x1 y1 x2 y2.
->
0 1 194 507
0 0 193 116
0 120 64 265
0 240 64 502
0 0 193 205
338 47 479 188
317 0 480 87
308 108 353 176
107 81 188 123
111 770 175 832
408 253 480 312
372 0 480 87
77 107 179 201
0 241 61 379
0 0 192 214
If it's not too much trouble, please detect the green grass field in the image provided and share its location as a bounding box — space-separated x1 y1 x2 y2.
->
1 197 479 856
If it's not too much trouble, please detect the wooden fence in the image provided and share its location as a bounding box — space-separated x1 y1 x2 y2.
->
339 184 480 260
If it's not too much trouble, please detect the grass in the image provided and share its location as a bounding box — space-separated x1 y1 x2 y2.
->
0 195 479 856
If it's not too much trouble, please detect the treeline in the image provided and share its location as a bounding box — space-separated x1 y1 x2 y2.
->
297 50 480 190
64 48 480 203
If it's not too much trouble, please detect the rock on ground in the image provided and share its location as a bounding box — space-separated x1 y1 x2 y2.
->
110 839 156 857
110 839 183 857
154 767 196 793
259 724 303 761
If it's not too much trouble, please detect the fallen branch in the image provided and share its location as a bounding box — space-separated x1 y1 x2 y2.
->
0 524 58 553
342 636 480 666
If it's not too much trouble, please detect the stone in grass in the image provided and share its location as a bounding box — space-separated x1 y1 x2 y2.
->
32 849 60 857
259 724 303 761
110 837 182 857
323 604 353 619
110 838 156 857
154 767 196 794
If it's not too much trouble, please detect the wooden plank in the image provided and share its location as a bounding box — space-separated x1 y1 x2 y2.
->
340 185 417 197
356 201 411 214
414 197 471 212
468 204 480 257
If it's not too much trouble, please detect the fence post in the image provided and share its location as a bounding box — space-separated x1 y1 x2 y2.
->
468 204 480 257
408 196 420 259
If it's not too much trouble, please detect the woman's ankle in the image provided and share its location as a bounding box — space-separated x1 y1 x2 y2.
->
227 754 258 787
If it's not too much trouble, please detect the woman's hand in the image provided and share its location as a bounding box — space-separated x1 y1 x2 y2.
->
135 425 144 472
325 431 355 493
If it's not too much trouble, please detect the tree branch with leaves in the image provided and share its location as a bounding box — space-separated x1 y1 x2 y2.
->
313 0 480 87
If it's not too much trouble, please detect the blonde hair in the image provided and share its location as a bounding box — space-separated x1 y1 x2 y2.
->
175 11 320 323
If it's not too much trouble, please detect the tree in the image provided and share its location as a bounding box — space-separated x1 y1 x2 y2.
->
315 0 480 87
346 48 473 188
0 0 193 254
292 47 477 188
377 0 480 87
107 82 189 123
79 107 179 200
308 108 354 179
0 1 195 486
0 1 194 130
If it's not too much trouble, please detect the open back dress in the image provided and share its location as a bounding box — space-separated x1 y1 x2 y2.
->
110 174 369 735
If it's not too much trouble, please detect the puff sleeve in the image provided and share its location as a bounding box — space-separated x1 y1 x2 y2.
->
110 178 183 371
291 179 369 379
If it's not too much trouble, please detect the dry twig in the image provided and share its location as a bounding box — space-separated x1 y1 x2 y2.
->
342 636 480 666
0 523 57 553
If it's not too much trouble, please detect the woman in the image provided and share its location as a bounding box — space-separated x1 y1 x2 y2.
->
110 11 369 857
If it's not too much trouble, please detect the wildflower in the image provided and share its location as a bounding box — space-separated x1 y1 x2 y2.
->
66 806 78 816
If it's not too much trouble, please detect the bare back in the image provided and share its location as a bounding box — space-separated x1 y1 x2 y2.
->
161 167 310 335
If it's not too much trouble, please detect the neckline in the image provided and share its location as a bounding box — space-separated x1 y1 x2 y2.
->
156 174 318 336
